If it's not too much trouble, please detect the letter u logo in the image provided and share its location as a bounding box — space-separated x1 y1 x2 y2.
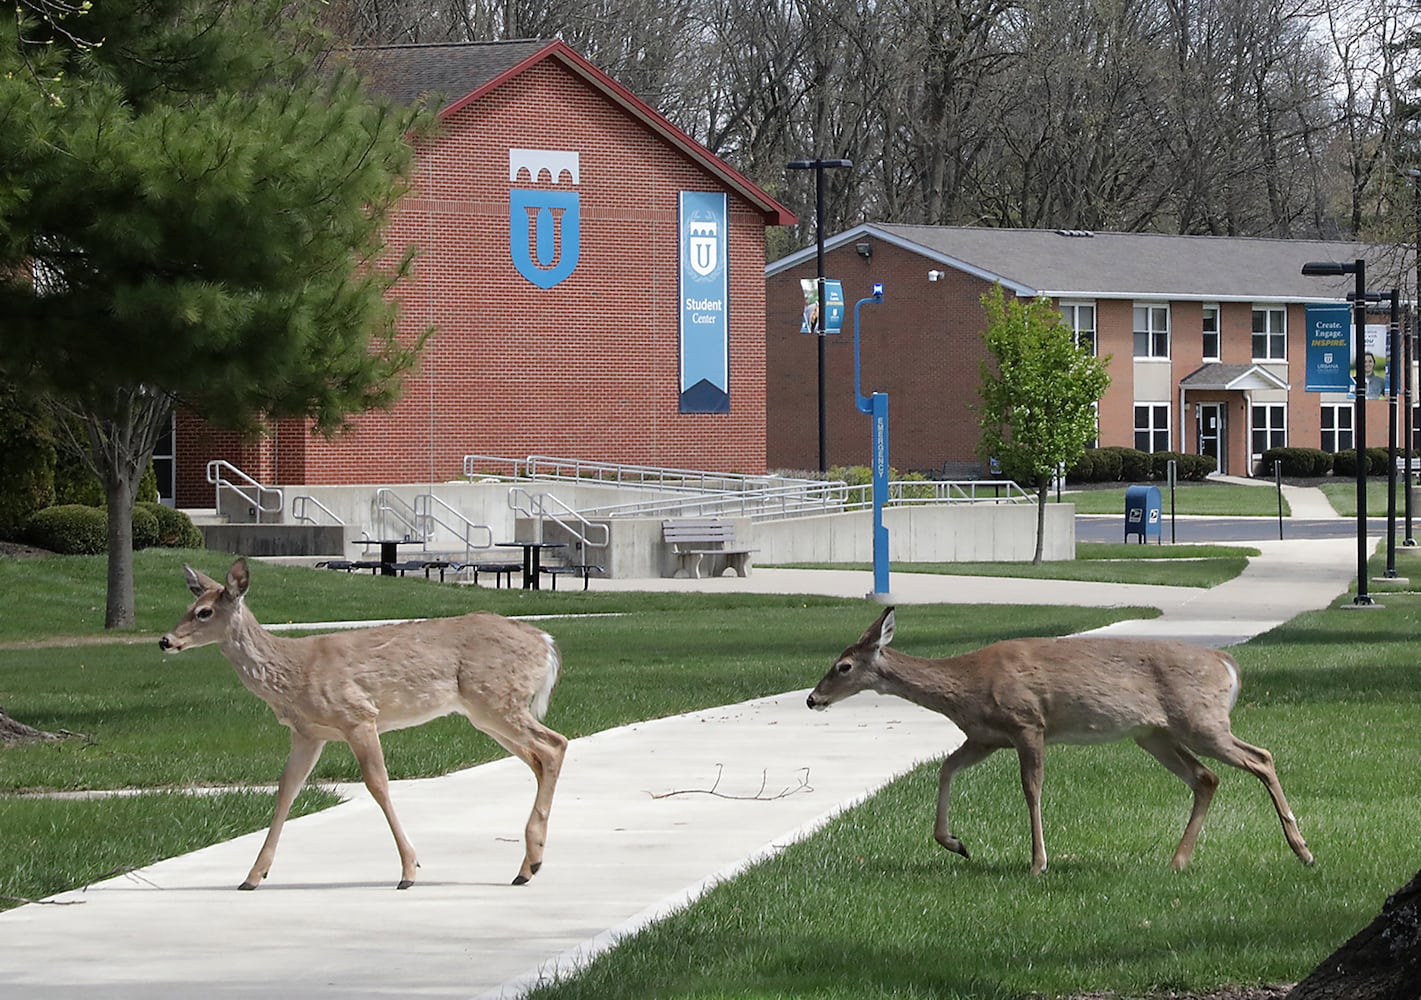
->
509 150 581 289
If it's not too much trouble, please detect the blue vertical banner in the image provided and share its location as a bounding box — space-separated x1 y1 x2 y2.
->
1305 303 1352 393
679 191 729 413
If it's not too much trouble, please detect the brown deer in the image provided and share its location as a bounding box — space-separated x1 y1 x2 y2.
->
807 607 1313 875
159 558 567 891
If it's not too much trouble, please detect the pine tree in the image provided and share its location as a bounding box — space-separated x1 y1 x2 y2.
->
0 0 427 626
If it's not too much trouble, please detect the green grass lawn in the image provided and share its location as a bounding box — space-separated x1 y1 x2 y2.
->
4 547 1417 999
1058 482 1292 516
520 566 1421 1000
774 542 1258 588
1319 478 1417 518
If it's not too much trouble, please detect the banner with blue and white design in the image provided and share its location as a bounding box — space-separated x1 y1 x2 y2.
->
679 191 729 413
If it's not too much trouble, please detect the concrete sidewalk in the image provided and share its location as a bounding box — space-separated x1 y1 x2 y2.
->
0 530 1368 999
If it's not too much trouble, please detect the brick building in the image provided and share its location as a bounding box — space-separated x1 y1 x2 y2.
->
766 224 1408 478
170 40 793 507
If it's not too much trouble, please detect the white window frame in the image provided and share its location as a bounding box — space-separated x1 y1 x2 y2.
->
1202 304 1220 362
1320 403 1353 453
1060 300 1097 356
1251 403 1287 456
1133 303 1170 359
1134 402 1170 453
1252 305 1286 361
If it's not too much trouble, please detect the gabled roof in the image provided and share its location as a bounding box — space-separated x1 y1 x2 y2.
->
343 39 795 227
1179 363 1291 392
768 223 1413 303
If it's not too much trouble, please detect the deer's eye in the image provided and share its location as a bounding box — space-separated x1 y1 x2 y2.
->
196 607 214 621
836 661 853 675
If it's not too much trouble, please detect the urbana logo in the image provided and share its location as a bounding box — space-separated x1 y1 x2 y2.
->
509 149 580 289
686 215 719 278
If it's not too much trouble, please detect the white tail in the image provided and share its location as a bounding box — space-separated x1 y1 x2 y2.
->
807 607 1313 875
159 558 567 890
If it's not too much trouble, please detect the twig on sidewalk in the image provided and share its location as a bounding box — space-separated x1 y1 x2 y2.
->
649 764 813 801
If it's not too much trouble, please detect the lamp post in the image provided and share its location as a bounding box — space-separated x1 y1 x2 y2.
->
1302 259 1373 606
1403 168 1421 545
788 157 853 473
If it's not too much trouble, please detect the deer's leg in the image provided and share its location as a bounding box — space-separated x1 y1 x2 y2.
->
1135 731 1219 871
1198 733 1314 866
346 722 419 889
488 721 568 885
1013 731 1049 875
934 740 996 860
243 730 326 890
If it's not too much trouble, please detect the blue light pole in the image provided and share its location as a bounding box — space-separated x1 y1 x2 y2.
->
853 283 888 599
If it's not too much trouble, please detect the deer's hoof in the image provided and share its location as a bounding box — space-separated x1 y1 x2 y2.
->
237 881 258 891
397 879 414 890
512 873 530 886
936 835 970 859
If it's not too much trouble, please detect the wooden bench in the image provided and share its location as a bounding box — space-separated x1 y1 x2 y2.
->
662 519 756 579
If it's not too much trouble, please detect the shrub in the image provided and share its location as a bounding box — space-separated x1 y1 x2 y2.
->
1087 447 1123 482
1333 450 1359 477
130 504 160 550
23 505 107 555
1067 450 1096 482
1150 451 1214 482
1367 447 1391 476
136 502 204 548
1260 447 1332 478
1093 446 1150 481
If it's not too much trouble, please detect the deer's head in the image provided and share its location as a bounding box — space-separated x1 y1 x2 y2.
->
806 606 895 710
158 558 251 653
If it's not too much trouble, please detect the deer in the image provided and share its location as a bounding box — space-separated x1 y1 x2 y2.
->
807 607 1314 875
158 558 567 891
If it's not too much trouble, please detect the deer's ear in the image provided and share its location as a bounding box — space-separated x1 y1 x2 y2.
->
860 606 895 651
878 607 895 649
226 558 250 601
185 565 218 597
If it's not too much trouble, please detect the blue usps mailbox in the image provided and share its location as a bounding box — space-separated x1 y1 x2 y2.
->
1124 485 1162 544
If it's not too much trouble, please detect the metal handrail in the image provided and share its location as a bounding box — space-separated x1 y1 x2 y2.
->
508 487 610 550
372 489 423 544
523 454 812 493
462 454 532 480
291 495 344 527
413 494 494 559
206 460 283 523
579 478 1030 522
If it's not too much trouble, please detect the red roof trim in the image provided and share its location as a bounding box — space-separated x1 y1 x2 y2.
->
437 40 795 227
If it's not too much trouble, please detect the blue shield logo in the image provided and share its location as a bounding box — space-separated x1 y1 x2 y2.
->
509 149 581 289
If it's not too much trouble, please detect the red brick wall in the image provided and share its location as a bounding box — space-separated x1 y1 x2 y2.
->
766 239 994 475
174 60 772 505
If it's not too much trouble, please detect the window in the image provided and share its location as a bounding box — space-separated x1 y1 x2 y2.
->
1202 305 1220 361
1133 304 1169 358
1252 306 1286 360
1135 403 1170 452
1252 404 1286 454
1321 404 1353 453
1060 301 1096 355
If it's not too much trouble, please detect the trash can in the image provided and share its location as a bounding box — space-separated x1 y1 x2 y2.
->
1124 484 1162 544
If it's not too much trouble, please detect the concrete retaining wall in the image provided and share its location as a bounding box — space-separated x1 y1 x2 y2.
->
220 481 1073 575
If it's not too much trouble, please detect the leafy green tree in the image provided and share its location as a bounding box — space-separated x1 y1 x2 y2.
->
0 0 427 627
977 284 1111 563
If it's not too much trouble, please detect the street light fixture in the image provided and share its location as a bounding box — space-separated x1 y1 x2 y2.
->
788 157 853 473
1302 259 1374 606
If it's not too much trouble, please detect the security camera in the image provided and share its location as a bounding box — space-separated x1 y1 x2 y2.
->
928 270 944 282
